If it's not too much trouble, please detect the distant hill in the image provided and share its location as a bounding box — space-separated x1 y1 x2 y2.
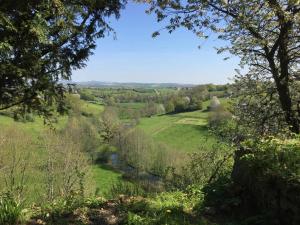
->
71 81 196 88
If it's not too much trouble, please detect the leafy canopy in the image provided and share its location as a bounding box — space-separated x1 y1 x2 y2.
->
0 0 125 117
146 0 300 133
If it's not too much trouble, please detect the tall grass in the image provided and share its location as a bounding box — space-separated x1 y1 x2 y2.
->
0 193 24 225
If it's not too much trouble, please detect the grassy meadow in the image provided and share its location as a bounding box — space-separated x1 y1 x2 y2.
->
91 165 123 196
138 99 228 153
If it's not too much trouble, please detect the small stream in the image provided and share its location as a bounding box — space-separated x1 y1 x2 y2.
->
109 153 163 184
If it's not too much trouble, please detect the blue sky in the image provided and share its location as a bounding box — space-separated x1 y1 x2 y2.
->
72 2 240 84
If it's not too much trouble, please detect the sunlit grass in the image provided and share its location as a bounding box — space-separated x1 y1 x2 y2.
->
137 98 230 153
91 165 122 196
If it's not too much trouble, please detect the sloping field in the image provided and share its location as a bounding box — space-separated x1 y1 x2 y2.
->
137 101 224 153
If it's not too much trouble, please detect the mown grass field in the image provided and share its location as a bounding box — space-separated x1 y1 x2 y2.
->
137 99 229 153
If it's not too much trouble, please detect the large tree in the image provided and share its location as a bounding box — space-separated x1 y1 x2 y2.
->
146 0 300 133
0 0 125 117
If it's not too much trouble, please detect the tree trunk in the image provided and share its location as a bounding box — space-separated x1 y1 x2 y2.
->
267 21 300 134
267 57 299 133
274 78 300 133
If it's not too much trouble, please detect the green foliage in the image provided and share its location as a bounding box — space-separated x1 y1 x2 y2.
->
79 90 96 102
147 0 300 133
201 174 237 213
40 193 84 219
0 0 124 117
63 116 101 160
232 75 293 136
164 95 204 114
194 100 203 111
114 127 178 176
65 94 104 117
13 112 35 123
0 193 24 225
36 194 105 224
101 107 121 143
106 181 146 199
208 106 236 141
230 138 300 224
123 191 205 225
165 101 175 113
0 115 96 204
163 142 233 191
28 191 208 225
174 97 190 112
139 102 158 117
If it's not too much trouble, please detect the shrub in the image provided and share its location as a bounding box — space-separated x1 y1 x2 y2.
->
208 106 233 140
42 130 93 201
79 90 95 101
208 96 221 111
174 98 189 112
0 127 33 199
201 174 237 214
163 143 233 191
164 101 175 113
0 121 96 205
230 139 300 224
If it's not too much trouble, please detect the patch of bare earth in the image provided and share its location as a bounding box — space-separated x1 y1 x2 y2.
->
27 197 130 225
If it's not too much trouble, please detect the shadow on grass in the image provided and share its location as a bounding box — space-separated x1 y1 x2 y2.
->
94 163 120 173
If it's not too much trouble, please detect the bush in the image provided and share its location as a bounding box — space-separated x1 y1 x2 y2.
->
201 174 238 214
231 139 300 225
164 101 175 113
174 98 189 112
199 139 300 225
0 127 33 200
208 106 233 139
79 90 95 101
163 143 233 191
42 129 94 201
208 96 221 111
0 121 96 205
